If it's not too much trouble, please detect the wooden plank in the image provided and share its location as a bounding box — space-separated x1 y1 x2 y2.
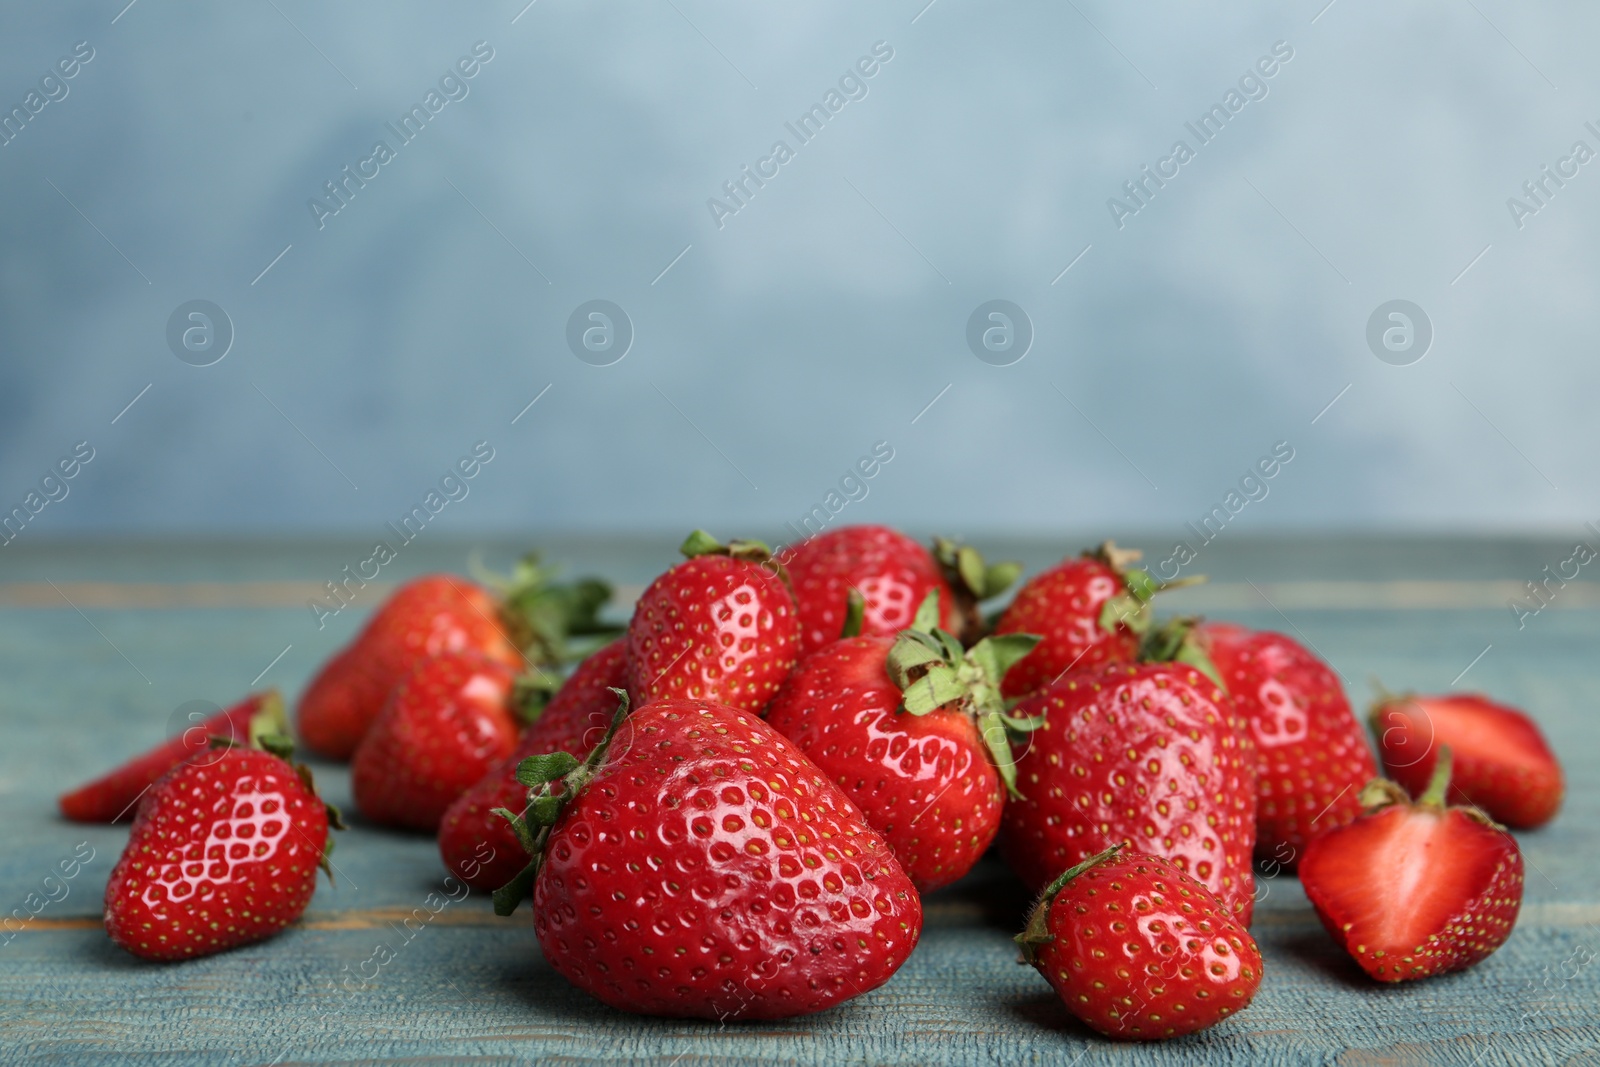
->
1 540 1597 1065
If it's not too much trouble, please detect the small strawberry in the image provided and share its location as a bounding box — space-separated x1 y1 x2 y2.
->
1299 747 1524 982
59 691 282 823
784 524 956 656
494 696 923 1021
103 719 341 961
1191 621 1375 866
993 542 1194 699
1015 844 1263 1040
350 651 522 832
298 557 614 760
626 531 799 714
765 592 1039 890
1370 689 1562 830
439 638 629 891
1000 653 1257 923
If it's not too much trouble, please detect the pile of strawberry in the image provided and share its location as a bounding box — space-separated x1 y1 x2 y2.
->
60 526 1565 1042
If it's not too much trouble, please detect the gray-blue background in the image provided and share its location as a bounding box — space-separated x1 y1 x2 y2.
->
1 2 1591 542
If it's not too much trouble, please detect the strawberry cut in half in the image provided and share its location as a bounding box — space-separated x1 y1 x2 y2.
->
492 693 923 1021
1016 844 1263 1041
59 691 282 824
1369 688 1563 830
103 712 343 961
765 591 1039 890
1299 747 1524 983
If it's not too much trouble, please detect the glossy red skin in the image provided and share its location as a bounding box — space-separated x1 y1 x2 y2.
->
1300 802 1523 982
1028 851 1262 1040
626 554 799 715
59 692 273 823
765 636 1000 891
297 575 523 761
1198 623 1375 866
1001 663 1258 923
534 699 923 1020
783 525 954 657
994 557 1139 699
104 748 329 961
1372 693 1563 829
351 651 519 832
439 639 630 892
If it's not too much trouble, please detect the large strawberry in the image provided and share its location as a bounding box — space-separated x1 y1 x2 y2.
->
350 651 526 832
1000 654 1257 923
626 531 799 714
784 524 955 656
493 696 923 1020
103 721 341 961
764 593 1039 890
59 691 282 823
1370 689 1563 829
439 638 629 891
1192 621 1375 866
1299 747 1523 982
993 542 1193 699
297 558 613 760
1015 844 1263 1040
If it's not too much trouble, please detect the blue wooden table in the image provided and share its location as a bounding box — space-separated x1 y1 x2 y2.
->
2 536 1596 1065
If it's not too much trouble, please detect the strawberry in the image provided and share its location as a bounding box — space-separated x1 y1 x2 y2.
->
784 524 955 656
439 638 629 891
59 691 282 823
1299 747 1524 982
493 696 923 1021
1192 621 1375 866
993 542 1193 699
297 558 614 760
350 651 522 832
103 721 341 961
625 531 799 714
1015 844 1263 1040
1370 689 1563 829
764 593 1040 890
999 655 1258 923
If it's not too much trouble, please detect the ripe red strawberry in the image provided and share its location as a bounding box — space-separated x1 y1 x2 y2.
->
494 697 923 1020
439 638 629 891
626 531 799 714
1299 748 1524 982
1016 844 1263 1040
993 542 1191 699
350 651 522 832
784 524 955 656
103 727 339 961
1000 658 1257 923
1194 621 1375 866
59 691 282 823
764 594 1039 890
1370 690 1563 829
298 558 613 760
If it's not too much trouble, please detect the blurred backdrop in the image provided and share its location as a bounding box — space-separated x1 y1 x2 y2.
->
0 1 1592 543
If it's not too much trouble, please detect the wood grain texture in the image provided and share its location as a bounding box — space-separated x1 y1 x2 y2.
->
1 539 1597 1066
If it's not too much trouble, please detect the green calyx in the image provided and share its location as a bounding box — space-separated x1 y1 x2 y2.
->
1137 616 1225 690
478 552 620 673
840 589 866 640
1356 746 1502 829
933 537 1023 644
886 591 1042 800
1015 843 1124 965
492 689 631 917
1092 541 1205 638
679 529 791 591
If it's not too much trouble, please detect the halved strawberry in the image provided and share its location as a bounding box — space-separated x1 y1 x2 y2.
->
59 691 283 823
1369 689 1563 829
1299 748 1524 982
